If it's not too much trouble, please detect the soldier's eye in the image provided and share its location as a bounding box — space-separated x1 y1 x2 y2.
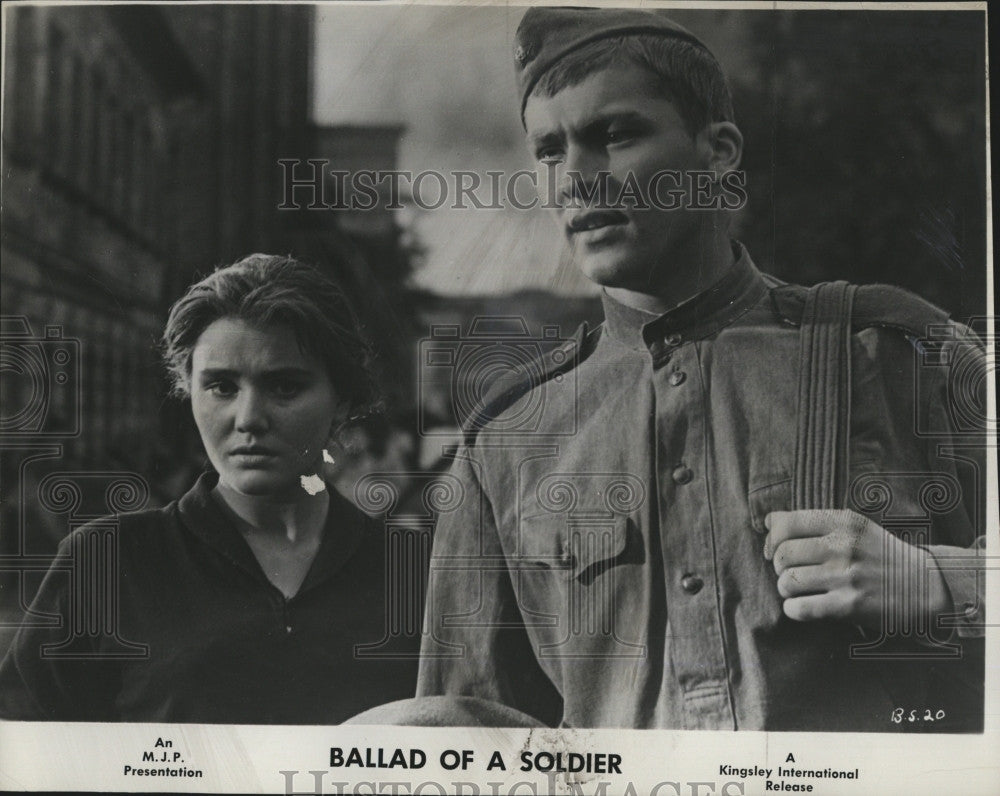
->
205 380 237 398
606 128 637 145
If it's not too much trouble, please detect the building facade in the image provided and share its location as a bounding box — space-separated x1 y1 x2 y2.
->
1 5 320 479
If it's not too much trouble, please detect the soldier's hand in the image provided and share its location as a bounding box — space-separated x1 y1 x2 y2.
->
763 509 950 631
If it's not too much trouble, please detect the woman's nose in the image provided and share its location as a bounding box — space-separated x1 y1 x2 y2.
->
234 389 269 434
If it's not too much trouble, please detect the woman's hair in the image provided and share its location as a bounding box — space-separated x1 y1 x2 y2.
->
532 34 735 139
162 253 382 418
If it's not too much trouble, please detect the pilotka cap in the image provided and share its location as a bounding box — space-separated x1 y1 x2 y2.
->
514 6 710 124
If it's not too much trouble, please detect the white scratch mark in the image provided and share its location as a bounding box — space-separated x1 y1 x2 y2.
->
300 474 326 495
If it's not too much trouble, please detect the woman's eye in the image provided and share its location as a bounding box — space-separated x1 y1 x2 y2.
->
271 381 302 399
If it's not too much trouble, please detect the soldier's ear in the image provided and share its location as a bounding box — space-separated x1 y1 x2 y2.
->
699 121 743 177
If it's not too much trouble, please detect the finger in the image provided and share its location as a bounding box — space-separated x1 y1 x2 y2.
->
764 509 853 560
776 564 839 598
782 590 855 623
771 537 832 574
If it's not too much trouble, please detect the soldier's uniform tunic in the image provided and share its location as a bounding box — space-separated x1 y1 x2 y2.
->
417 246 986 730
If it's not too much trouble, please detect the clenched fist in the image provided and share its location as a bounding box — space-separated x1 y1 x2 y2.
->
764 509 950 631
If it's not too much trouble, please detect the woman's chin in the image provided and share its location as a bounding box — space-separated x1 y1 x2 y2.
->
217 471 305 500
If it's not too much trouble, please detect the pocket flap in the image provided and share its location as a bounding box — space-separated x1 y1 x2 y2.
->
518 514 629 582
748 476 792 535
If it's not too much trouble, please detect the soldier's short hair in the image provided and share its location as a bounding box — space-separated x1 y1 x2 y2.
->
531 34 735 138
162 253 381 418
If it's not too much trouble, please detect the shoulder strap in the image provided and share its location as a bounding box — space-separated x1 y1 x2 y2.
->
771 281 951 337
793 281 858 510
460 321 602 445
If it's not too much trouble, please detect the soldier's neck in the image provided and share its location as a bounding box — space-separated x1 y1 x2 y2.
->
604 231 737 316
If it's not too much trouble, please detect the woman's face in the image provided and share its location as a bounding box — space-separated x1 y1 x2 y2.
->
190 318 344 500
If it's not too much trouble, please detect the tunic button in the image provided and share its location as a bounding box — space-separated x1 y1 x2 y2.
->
681 574 704 595
672 465 693 485
286 625 293 634
665 332 682 346
669 370 686 386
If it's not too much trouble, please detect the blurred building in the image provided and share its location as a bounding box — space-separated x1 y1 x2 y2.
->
2 5 426 492
1 5 314 475
290 123 420 423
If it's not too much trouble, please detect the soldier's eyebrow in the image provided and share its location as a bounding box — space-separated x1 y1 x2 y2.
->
582 109 652 130
527 129 564 152
528 109 652 147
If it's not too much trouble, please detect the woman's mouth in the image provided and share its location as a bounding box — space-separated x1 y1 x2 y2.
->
229 446 278 464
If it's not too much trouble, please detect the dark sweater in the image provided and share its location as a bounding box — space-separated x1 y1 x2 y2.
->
0 472 421 723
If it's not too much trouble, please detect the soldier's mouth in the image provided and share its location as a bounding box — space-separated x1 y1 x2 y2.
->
566 210 629 234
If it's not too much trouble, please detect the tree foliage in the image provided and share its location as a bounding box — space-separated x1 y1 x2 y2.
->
732 11 986 321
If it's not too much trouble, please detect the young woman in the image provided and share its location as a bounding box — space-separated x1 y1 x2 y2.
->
0 254 419 722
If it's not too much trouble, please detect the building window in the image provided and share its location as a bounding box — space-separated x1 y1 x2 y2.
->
67 52 85 187
4 8 37 154
44 23 65 172
122 109 136 228
102 96 118 211
87 69 104 198
109 99 124 217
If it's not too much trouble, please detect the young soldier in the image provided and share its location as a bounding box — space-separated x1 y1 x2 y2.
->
416 7 986 731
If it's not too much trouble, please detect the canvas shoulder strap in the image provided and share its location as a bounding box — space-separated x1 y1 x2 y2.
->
792 281 858 510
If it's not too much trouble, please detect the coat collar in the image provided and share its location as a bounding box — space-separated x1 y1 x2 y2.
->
600 241 769 355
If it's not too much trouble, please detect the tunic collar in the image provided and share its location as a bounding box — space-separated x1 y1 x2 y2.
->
600 241 769 354
177 471 369 596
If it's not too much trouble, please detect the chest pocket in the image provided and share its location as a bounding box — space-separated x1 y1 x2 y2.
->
516 514 630 586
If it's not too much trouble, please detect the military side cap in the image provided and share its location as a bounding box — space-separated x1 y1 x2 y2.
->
514 6 710 123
